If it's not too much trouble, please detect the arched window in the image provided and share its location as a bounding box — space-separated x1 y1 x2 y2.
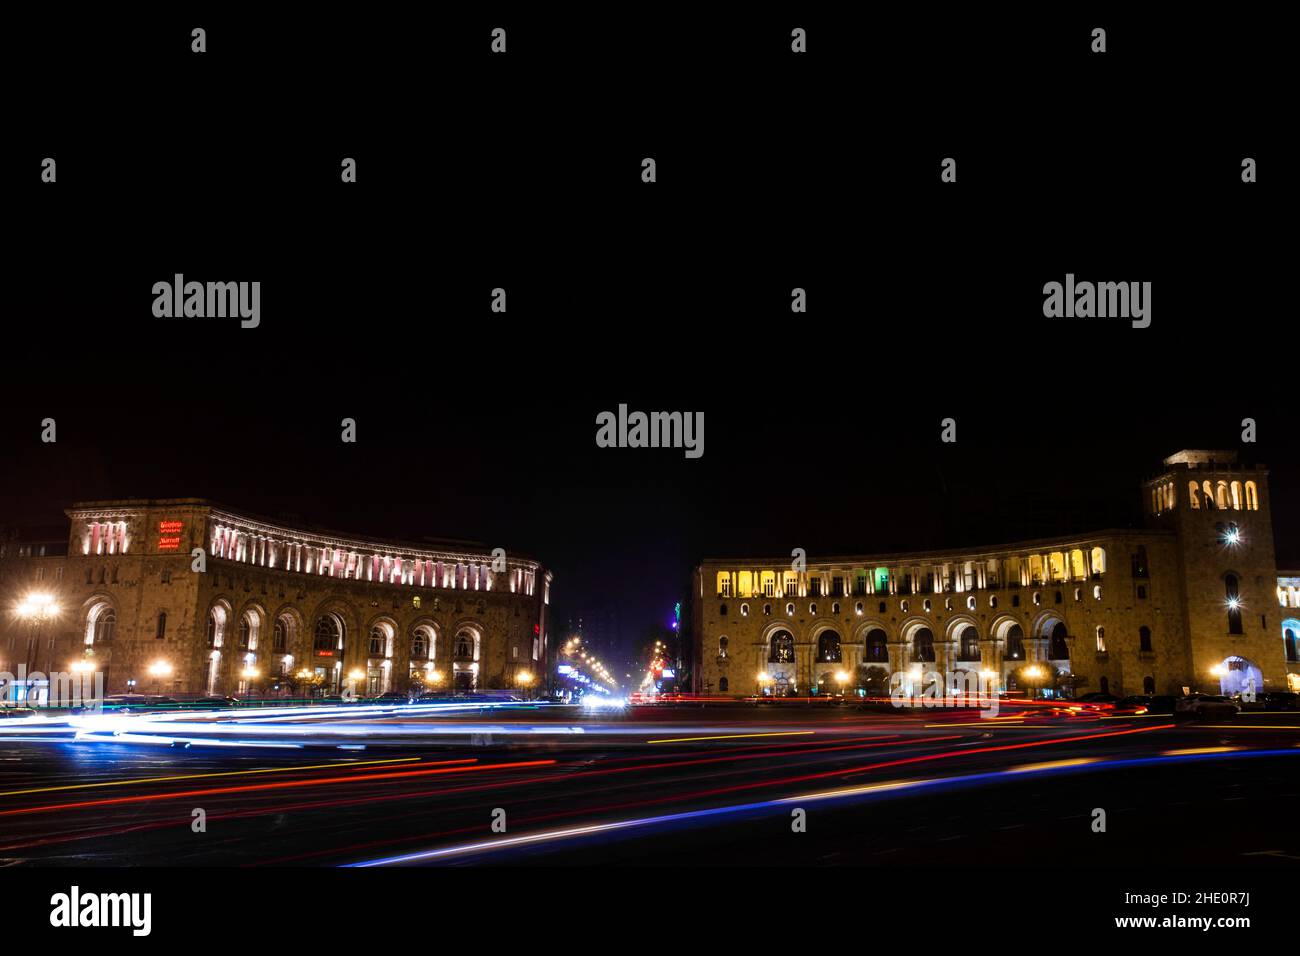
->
719 604 727 616
1230 481 1242 510
1285 628 1299 663
1006 624 1024 659
769 631 795 663
411 626 431 659
718 636 729 658
959 626 980 661
989 595 998 609
809 603 818 616
912 628 935 663
1225 574 1243 634
966 596 976 611
364 629 387 658
1244 481 1259 511
816 630 842 663
1090 547 1106 576
1049 622 1069 660
94 608 116 644
1139 626 1152 652
314 615 341 652
1188 480 1201 509
786 603 795 616
155 611 167 641
453 631 475 661
239 616 252 649
206 608 221 647
1096 626 1106 653
273 618 288 652
1099 676 1110 694
1143 675 1156 694
865 628 888 663
718 677 729 692
740 603 749 617
763 603 771 615
832 602 840 615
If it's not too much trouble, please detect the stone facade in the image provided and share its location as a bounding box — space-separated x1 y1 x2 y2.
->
0 499 551 698
693 450 1300 699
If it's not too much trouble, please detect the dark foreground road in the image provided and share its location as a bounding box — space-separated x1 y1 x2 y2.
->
0 702 1296 866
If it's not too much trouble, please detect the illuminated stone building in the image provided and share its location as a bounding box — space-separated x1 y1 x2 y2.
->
0 499 551 698
693 451 1300 700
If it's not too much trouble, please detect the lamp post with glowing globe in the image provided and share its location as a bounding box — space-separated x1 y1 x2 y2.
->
15 592 59 705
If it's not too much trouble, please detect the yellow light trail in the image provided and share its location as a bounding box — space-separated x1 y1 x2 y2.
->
647 731 815 744
0 756 422 798
924 720 1023 728
1000 758 1098 773
1161 746 1240 755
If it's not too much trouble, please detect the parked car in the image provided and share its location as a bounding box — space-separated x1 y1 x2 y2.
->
1118 694 1178 714
369 691 414 704
1175 694 1238 719
183 696 241 708
1261 691 1299 711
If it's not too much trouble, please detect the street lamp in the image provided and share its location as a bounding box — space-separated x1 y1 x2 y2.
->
15 592 59 705
516 670 534 700
147 660 173 694
1023 664 1045 700
835 670 850 697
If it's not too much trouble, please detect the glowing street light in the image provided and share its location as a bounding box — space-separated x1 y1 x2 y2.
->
17 592 58 621
147 659 173 693
16 592 60 686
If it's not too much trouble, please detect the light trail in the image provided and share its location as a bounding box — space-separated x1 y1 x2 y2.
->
0 758 552 818
0 756 420 798
647 731 815 743
345 746 1300 866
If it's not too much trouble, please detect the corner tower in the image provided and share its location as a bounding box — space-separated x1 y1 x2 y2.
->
1144 450 1283 694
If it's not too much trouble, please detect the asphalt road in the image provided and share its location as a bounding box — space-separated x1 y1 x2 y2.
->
0 701 1297 866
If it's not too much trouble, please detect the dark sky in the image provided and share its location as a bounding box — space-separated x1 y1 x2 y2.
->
4 10 1288 660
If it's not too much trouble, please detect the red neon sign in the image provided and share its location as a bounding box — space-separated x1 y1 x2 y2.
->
158 520 183 551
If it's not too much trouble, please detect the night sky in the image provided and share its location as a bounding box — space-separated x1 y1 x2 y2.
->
4 11 1289 662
